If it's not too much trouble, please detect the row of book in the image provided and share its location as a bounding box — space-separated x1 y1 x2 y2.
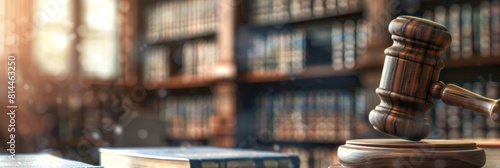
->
255 89 366 143
146 0 219 43
143 47 169 83
161 96 215 140
430 81 500 139
182 40 219 79
280 146 339 168
247 29 306 75
250 0 361 25
143 40 220 83
421 0 500 59
331 19 366 71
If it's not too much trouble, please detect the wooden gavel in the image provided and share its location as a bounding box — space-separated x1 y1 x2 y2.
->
369 16 500 141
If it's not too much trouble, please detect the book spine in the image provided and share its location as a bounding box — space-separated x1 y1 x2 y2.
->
301 0 312 19
343 20 356 70
307 91 317 142
313 0 325 17
479 1 491 56
292 29 306 74
326 90 336 142
447 105 461 139
461 4 473 59
434 6 448 59
331 21 343 70
449 4 461 60
293 91 307 141
147 0 219 41
492 0 500 56
337 0 348 14
472 82 486 138
356 19 367 59
486 82 500 139
342 90 353 141
434 99 447 139
325 0 337 15
354 89 367 136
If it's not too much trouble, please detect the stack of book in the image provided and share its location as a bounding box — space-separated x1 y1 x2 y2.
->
421 0 500 59
161 96 215 140
146 0 219 42
250 0 362 24
247 29 306 75
430 81 500 139
255 89 367 143
331 19 366 71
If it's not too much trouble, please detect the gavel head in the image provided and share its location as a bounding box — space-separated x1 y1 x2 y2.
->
369 16 452 141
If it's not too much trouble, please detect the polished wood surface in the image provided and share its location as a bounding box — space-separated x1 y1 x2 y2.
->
370 16 500 141
337 139 486 168
369 16 452 141
430 81 500 122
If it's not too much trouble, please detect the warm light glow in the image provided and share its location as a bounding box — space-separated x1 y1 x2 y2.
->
34 0 72 26
32 0 73 77
80 39 119 79
80 0 120 80
82 0 117 32
33 30 72 77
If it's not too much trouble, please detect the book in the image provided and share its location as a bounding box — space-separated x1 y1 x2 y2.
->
331 21 343 70
343 20 356 69
434 6 448 59
461 4 473 59
492 0 500 56
486 82 500 139
100 147 300 168
449 4 461 60
0 153 102 167
146 0 219 42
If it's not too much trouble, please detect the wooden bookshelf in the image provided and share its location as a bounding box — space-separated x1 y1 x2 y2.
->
445 55 500 68
249 10 363 28
147 32 217 45
6 0 500 166
143 75 218 89
239 65 357 83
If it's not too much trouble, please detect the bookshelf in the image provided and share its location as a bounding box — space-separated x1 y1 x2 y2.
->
134 0 500 167
5 0 500 166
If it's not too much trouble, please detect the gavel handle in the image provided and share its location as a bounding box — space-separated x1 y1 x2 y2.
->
430 81 500 122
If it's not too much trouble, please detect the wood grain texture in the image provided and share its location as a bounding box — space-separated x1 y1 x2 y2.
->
370 16 500 141
430 81 500 122
337 139 486 168
369 16 452 141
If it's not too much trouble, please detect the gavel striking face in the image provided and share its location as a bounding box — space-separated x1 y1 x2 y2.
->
369 16 500 141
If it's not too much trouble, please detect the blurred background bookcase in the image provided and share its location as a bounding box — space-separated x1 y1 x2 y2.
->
2 0 500 167
136 0 500 167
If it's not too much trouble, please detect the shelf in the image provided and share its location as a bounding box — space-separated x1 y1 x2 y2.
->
83 79 128 87
239 65 357 83
144 75 217 89
165 137 208 146
147 32 216 45
249 10 363 28
444 55 500 68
